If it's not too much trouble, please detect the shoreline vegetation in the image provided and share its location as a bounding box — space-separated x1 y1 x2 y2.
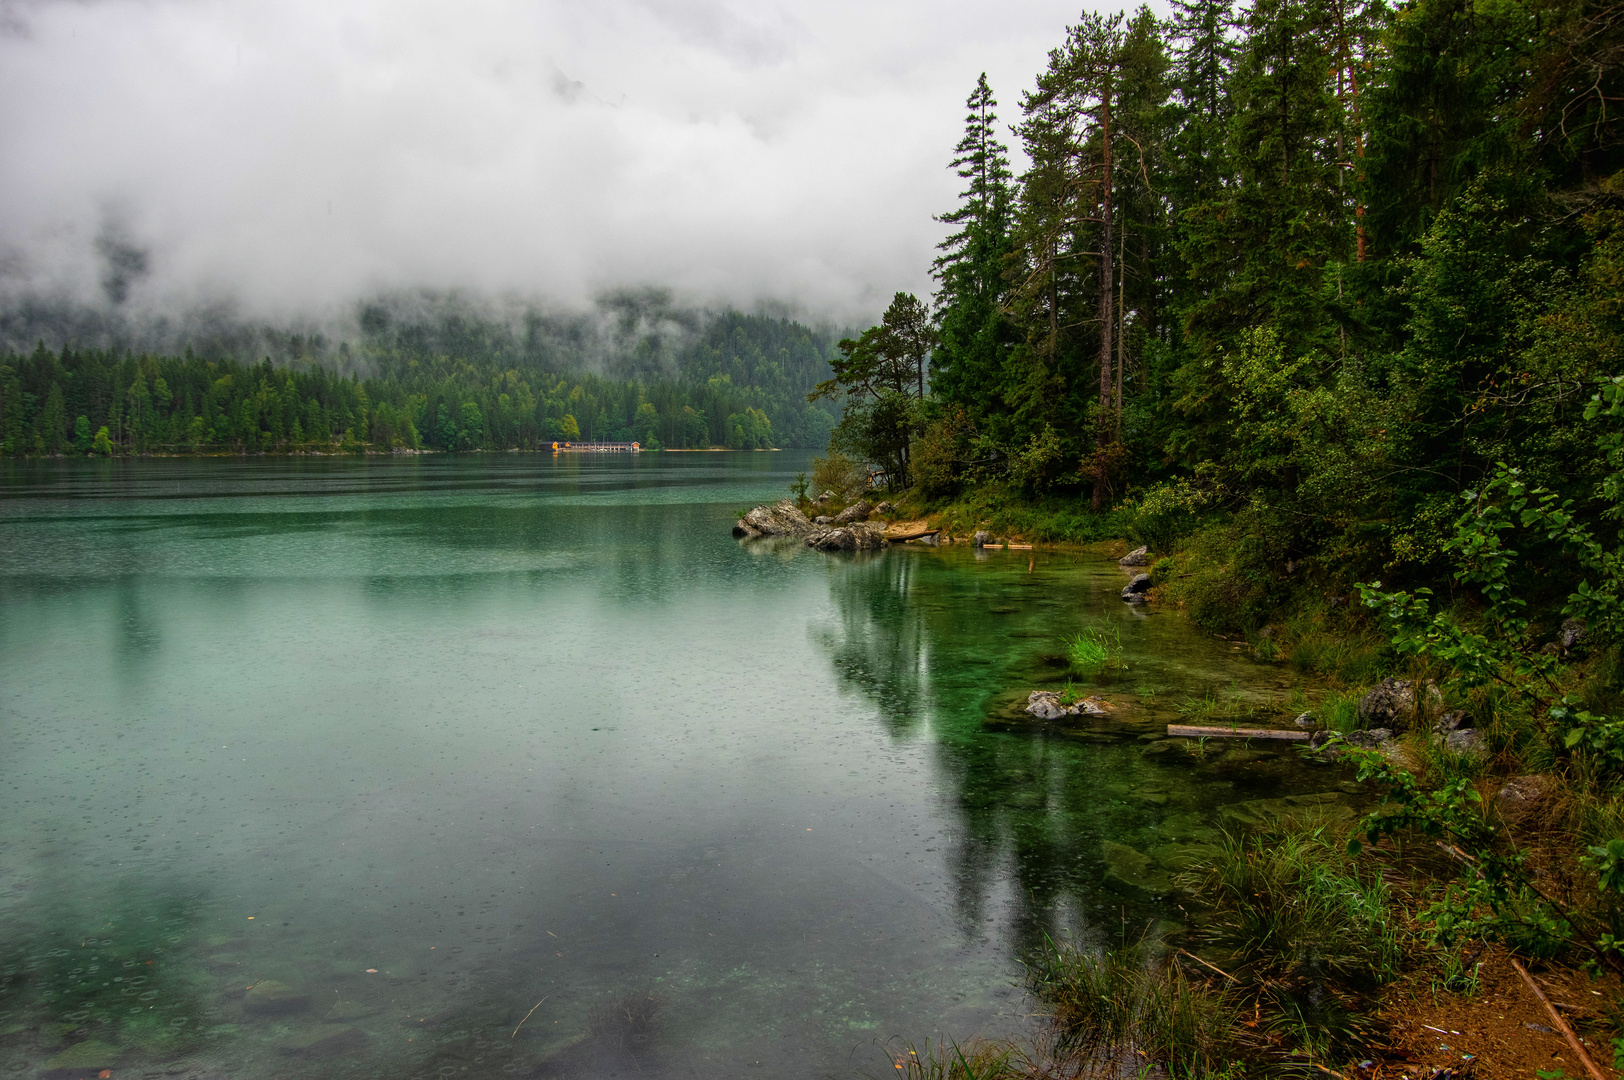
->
789 0 1621 1062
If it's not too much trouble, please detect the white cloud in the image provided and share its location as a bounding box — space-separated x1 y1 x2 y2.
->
0 0 1155 327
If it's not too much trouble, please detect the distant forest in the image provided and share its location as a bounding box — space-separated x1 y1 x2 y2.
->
0 301 843 454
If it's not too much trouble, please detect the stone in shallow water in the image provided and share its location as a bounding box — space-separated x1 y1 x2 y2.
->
325 999 378 1023
1149 842 1220 872
278 1024 368 1057
243 979 310 1015
41 1039 124 1075
1101 840 1174 899
1218 793 1355 829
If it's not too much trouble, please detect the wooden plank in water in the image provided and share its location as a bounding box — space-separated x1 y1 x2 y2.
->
1166 724 1309 741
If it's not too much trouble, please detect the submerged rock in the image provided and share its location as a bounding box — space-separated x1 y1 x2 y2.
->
1119 545 1153 567
41 1040 125 1076
733 500 815 539
1122 573 1152 604
806 522 887 551
279 1025 368 1058
1102 841 1174 899
1025 690 1111 720
1293 711 1319 729
1218 792 1355 829
1357 677 1443 729
244 979 311 1015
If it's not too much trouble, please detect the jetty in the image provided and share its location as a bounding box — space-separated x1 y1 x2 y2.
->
551 441 641 452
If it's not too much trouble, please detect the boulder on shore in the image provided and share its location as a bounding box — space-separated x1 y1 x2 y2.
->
1122 573 1152 604
1495 774 1556 824
1120 545 1153 567
833 500 872 525
1358 677 1443 729
1308 727 1392 761
973 530 993 547
806 522 887 551
733 500 814 539
1025 690 1111 720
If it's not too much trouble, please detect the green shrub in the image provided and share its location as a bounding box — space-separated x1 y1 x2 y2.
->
808 451 870 503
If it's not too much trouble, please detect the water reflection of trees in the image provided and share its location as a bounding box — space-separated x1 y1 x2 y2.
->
816 552 1166 956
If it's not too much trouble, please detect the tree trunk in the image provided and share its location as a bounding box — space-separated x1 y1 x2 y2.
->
1093 87 1115 511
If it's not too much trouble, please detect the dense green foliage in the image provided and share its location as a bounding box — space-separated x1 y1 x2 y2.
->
0 311 840 454
828 0 1621 603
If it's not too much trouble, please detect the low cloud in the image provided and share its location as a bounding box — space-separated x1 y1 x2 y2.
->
0 0 1133 334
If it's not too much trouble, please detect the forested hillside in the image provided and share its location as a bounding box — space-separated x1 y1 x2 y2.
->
0 308 841 453
825 0 1621 610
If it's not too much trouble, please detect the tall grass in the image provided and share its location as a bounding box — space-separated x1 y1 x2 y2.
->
1066 625 1126 677
1181 824 1406 1059
1025 939 1246 1078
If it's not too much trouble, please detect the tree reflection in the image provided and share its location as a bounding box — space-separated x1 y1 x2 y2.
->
814 550 1176 956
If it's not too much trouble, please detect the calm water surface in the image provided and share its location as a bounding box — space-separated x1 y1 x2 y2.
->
0 453 1342 1079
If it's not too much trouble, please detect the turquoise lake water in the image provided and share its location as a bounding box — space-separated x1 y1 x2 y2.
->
0 452 1345 1079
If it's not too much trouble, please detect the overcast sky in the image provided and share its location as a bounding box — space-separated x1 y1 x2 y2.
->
0 0 1150 326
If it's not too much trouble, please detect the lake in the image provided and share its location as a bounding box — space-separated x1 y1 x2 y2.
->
0 452 1346 1079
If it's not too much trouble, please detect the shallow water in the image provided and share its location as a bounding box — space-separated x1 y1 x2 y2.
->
0 453 1349 1079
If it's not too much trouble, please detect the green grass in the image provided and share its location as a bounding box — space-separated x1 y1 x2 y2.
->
1181 824 1406 1060
1025 938 1246 1078
1065 625 1125 676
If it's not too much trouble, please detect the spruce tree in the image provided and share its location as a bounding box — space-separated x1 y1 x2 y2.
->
932 74 1015 414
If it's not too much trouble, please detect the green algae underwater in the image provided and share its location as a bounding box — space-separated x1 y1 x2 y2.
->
0 453 1361 1079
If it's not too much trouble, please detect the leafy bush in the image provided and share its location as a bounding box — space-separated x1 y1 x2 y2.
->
808 451 870 503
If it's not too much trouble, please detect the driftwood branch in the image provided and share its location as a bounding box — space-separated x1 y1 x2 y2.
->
1510 958 1607 1080
1166 724 1309 741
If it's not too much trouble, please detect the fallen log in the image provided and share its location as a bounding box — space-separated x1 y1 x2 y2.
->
1166 724 1310 741
886 529 940 543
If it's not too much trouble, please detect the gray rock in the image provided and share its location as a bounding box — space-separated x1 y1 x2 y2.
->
1495 774 1556 823
1119 545 1153 567
805 522 887 552
1121 573 1152 603
1560 617 1588 650
874 501 894 515
816 490 835 504
1293 711 1319 729
1308 727 1392 760
832 500 872 525
1024 690 1110 720
814 515 832 524
1432 710 1469 733
1442 728 1487 757
733 500 815 539
1358 678 1444 729
973 530 992 547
